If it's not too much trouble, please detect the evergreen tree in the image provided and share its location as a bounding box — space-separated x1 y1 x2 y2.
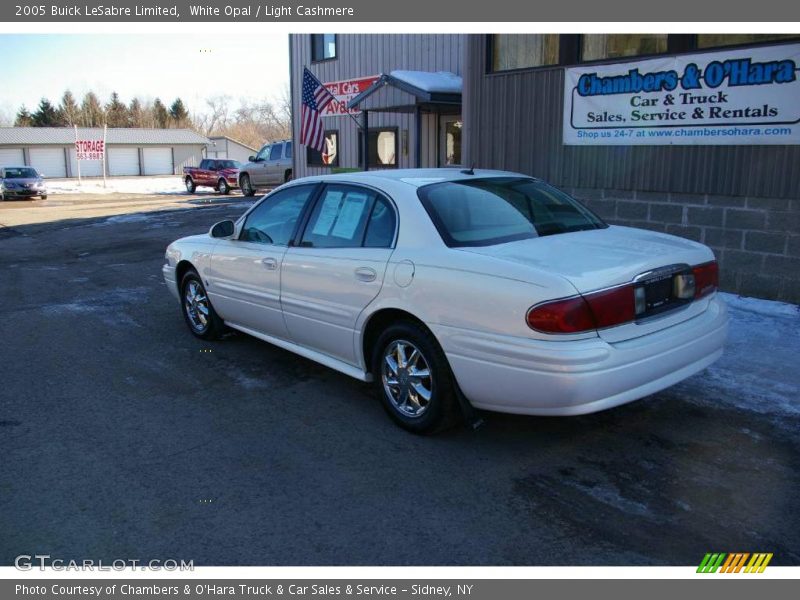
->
15 105 34 127
105 92 130 127
169 98 189 127
152 98 169 128
31 98 61 126
80 92 105 127
59 90 80 126
128 98 145 127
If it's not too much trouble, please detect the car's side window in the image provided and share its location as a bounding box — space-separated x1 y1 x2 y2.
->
284 142 293 159
255 145 270 161
363 198 397 248
300 185 378 249
269 144 283 161
199 159 209 170
240 185 315 246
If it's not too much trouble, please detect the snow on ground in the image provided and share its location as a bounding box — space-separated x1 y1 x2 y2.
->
674 292 800 421
46 176 186 195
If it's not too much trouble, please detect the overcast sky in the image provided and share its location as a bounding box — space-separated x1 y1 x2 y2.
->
0 34 290 121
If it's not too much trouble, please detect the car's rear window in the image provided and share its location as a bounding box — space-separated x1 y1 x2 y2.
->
417 177 606 247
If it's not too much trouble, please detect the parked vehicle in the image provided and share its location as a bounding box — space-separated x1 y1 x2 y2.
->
0 166 47 200
163 169 728 433
183 159 241 195
238 140 293 196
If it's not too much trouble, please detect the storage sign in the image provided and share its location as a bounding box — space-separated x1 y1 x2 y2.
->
75 139 105 161
322 76 379 117
563 43 800 145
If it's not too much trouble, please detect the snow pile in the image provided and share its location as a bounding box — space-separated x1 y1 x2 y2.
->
390 70 462 93
46 176 187 195
674 292 800 420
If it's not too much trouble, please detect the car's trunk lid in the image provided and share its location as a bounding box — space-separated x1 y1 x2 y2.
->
459 225 716 341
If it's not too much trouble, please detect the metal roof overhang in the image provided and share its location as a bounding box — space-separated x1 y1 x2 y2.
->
347 73 462 114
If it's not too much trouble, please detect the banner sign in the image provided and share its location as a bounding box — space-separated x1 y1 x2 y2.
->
74 139 105 161
322 75 379 117
563 43 800 145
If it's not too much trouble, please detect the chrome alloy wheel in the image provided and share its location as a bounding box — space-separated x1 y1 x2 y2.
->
184 280 210 332
381 339 433 418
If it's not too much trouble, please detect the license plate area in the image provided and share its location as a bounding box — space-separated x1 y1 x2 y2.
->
634 264 694 320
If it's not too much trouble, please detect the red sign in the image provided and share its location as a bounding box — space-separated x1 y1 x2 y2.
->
322 75 380 117
75 139 105 161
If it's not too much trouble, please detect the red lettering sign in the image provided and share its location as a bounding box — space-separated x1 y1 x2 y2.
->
321 75 380 117
74 139 105 161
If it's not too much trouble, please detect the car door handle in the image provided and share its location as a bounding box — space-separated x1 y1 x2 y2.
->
261 257 278 270
354 267 377 282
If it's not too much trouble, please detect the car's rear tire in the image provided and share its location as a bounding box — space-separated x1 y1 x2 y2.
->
40 195 47 200
218 178 230 195
372 321 459 434
180 270 225 340
240 174 255 196
185 177 196 194
284 169 293 183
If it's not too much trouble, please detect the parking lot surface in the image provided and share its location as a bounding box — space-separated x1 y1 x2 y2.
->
1 198 798 566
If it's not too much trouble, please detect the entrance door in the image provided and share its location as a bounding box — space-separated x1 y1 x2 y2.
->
439 116 463 167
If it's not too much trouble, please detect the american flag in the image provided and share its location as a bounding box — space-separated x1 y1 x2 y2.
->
300 68 335 152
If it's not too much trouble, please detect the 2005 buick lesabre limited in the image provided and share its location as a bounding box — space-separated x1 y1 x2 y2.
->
163 169 728 433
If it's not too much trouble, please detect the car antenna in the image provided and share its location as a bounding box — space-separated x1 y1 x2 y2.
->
460 163 476 175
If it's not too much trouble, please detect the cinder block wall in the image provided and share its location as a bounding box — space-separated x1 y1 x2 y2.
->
572 189 800 304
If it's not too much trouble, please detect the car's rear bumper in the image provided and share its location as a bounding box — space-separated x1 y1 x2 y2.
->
435 294 729 416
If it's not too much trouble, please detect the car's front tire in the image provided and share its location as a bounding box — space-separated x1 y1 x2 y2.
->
240 174 255 197
372 321 458 434
180 270 225 340
218 178 230 195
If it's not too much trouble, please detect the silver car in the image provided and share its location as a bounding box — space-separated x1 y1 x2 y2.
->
0 166 47 200
238 140 293 196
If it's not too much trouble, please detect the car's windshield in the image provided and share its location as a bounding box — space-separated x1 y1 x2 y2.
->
417 177 606 247
3 167 38 179
218 160 240 169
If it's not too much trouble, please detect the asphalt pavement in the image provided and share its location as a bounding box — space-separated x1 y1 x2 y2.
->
0 197 798 566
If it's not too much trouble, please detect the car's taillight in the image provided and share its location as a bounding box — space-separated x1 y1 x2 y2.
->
693 260 718 299
528 261 719 334
526 296 596 334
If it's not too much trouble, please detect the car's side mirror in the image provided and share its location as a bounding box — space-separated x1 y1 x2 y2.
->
210 220 235 238
248 155 256 162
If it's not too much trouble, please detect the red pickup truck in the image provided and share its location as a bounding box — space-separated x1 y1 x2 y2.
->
183 159 241 195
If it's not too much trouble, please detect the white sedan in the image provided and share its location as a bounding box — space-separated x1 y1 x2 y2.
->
163 169 728 433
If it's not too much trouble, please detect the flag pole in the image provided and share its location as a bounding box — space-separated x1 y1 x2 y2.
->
102 123 108 188
74 124 81 185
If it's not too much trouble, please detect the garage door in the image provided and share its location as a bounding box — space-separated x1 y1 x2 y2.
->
29 148 67 178
0 148 24 168
108 148 140 176
142 147 173 175
69 149 104 177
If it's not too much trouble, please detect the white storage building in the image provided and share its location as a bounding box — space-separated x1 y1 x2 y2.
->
206 136 258 163
0 127 210 178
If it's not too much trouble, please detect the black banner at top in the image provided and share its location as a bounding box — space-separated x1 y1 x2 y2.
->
3 0 800 22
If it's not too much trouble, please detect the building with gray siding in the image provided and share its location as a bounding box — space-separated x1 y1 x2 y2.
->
0 127 210 178
207 136 257 164
289 34 800 303
462 34 800 303
290 34 465 179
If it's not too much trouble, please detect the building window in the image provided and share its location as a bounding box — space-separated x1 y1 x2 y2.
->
311 34 337 62
581 34 668 61
696 34 797 49
307 131 339 167
359 128 398 169
491 34 560 71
